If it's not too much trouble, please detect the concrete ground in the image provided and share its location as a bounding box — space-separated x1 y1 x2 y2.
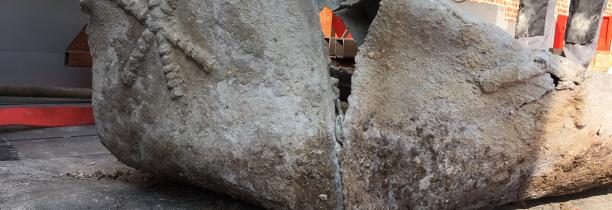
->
0 126 260 210
0 126 610 210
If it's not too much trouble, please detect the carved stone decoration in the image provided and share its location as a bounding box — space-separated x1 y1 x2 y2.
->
82 0 611 209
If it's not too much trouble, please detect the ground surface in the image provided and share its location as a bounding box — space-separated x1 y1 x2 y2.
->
0 125 609 209
0 126 260 210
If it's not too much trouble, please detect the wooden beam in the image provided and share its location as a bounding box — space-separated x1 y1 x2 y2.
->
65 25 92 67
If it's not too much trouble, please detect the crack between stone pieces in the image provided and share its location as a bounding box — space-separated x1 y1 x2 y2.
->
516 90 550 112
332 97 346 210
331 143 345 210
513 77 557 113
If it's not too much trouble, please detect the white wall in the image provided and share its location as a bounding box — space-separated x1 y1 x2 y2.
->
451 2 516 35
0 0 91 88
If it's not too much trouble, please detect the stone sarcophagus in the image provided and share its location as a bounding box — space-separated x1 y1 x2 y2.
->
82 0 611 209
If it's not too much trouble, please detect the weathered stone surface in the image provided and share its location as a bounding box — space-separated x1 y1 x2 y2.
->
342 0 611 209
84 0 611 209
81 0 342 209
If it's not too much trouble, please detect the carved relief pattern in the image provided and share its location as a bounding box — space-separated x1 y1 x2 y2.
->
111 0 216 99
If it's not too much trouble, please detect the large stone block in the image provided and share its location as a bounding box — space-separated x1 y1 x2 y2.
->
82 0 342 209
83 0 611 209
342 0 611 209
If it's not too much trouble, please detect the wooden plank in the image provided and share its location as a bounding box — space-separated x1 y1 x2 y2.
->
65 50 92 67
65 25 92 67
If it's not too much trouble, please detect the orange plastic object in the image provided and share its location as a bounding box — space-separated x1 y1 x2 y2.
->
0 106 95 127
320 7 353 39
320 7 334 38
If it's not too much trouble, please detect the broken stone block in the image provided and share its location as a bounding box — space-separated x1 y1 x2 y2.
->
81 0 342 209
342 0 611 209
83 0 611 209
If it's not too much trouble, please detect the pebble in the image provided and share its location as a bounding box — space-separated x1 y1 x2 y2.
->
318 194 328 201
367 51 382 59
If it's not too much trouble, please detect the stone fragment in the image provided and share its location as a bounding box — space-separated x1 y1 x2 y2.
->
342 0 611 209
81 0 342 209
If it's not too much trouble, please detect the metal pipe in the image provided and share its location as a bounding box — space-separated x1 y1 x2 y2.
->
0 85 92 99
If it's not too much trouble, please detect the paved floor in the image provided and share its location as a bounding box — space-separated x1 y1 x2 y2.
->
0 126 260 210
0 126 609 209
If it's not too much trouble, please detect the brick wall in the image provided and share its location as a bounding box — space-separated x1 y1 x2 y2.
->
468 0 612 22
